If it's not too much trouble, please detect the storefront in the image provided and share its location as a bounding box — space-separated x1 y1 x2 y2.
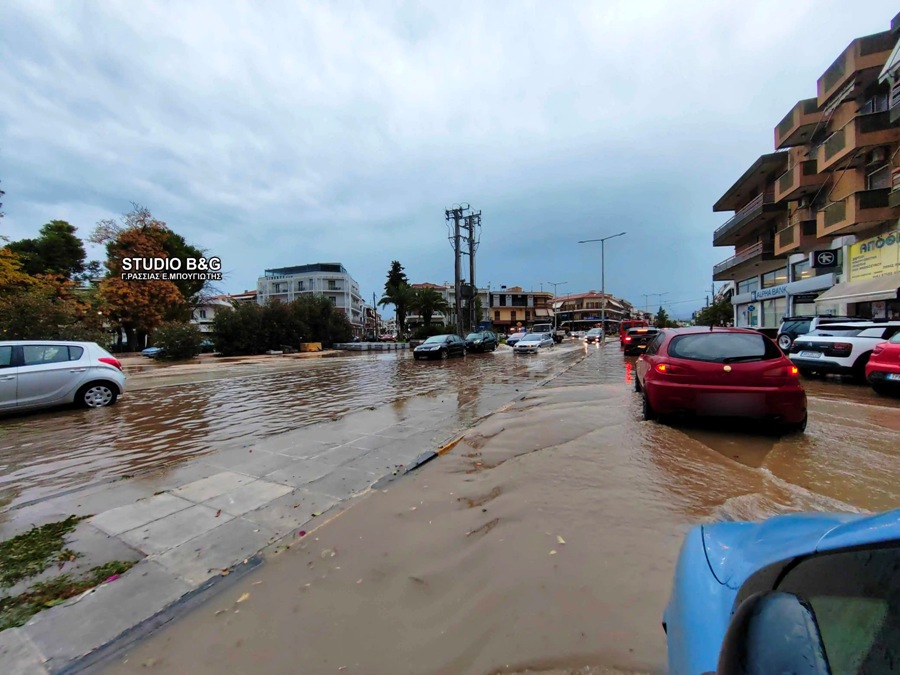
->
816 227 900 319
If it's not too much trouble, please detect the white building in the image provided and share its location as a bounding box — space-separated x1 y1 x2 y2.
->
256 263 366 332
406 282 491 329
190 296 233 333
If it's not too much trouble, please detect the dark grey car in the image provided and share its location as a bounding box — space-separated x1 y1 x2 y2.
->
465 331 498 353
413 334 467 360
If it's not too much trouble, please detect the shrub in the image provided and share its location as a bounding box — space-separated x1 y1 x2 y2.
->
152 321 203 360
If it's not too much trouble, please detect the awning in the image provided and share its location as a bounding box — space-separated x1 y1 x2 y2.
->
815 273 900 304
533 308 552 317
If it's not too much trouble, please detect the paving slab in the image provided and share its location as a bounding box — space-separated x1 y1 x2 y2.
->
264 457 340 488
22 561 192 670
90 493 194 537
118 505 233 556
151 518 278 585
304 465 377 500
284 422 375 446
202 480 293 517
378 423 434 440
0 628 48 675
170 471 257 503
309 443 372 467
340 433 396 452
204 447 298 479
241 490 339 537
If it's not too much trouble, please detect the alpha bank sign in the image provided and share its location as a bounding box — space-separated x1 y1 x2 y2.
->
751 285 788 301
810 250 838 269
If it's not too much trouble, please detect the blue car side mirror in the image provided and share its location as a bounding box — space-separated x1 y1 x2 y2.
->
717 591 831 675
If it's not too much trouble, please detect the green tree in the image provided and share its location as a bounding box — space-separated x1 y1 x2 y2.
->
153 321 203 360
0 276 107 342
654 306 678 329
384 260 408 291
411 287 450 327
6 221 86 279
694 298 733 327
379 283 415 337
211 302 265 356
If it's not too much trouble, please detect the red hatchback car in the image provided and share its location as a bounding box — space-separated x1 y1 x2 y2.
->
865 331 900 395
635 327 807 433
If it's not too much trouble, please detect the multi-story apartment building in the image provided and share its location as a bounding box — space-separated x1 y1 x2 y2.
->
713 13 900 328
486 286 554 333
256 263 366 333
405 282 491 329
228 290 258 304
551 291 631 333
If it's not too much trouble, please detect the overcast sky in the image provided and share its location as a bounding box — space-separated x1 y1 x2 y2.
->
3 1 898 318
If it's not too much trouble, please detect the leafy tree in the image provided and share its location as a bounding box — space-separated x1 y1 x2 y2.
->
411 287 450 327
379 283 415 336
0 248 35 291
6 221 86 279
654 306 678 329
90 205 201 351
152 321 203 360
384 260 408 291
694 298 733 327
211 302 265 356
0 276 107 342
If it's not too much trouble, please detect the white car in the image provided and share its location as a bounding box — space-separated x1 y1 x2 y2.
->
513 333 554 354
788 322 900 379
0 341 127 414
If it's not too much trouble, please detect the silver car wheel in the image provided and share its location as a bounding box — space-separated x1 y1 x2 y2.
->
83 385 114 408
777 334 793 351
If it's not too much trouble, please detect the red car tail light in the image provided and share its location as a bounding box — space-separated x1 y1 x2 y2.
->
764 365 799 378
655 363 679 374
872 342 886 356
99 357 123 371
624 337 632 342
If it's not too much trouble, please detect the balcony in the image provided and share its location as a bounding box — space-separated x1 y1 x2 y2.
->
774 160 826 203
713 238 782 281
818 31 896 107
817 188 894 237
713 189 785 246
775 99 823 149
817 112 899 171
774 211 818 257
891 169 900 208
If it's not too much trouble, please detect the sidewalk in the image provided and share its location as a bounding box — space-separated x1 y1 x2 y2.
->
1 348 587 674
100 359 678 674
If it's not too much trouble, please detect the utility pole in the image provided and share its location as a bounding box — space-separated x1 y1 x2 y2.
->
446 204 480 334
465 210 481 332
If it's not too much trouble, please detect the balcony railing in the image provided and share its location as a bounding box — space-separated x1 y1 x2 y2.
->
823 200 846 227
777 225 795 248
713 240 770 276
823 127 846 161
713 189 775 242
776 108 796 141
822 55 846 94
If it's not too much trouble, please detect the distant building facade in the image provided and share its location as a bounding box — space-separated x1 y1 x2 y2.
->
256 263 365 333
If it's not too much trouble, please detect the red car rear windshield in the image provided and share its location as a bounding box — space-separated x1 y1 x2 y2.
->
668 333 782 363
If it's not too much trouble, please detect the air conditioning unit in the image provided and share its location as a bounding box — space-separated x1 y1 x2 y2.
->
867 147 887 165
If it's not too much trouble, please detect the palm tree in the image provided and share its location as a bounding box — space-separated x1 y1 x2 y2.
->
378 283 415 336
412 287 451 327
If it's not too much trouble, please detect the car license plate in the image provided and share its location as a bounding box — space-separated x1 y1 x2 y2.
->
698 393 765 416
799 351 821 359
887 373 900 381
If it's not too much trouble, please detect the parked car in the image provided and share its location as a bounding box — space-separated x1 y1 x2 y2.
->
571 330 586 339
513 333 554 354
664 507 900 675
465 331 498 353
505 331 527 347
789 322 900 379
142 346 163 358
0 341 126 414
623 327 661 356
412 334 466 360
635 327 806 433
776 315 870 351
865 330 900 395
584 328 604 344
619 319 649 346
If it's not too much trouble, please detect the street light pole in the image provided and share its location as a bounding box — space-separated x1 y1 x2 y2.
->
578 232 626 339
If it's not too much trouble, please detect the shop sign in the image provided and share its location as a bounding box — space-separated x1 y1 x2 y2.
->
849 228 900 281
751 285 788 301
810 250 838 268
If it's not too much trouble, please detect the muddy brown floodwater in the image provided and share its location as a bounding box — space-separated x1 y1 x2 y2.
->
0 347 586 512
102 343 900 675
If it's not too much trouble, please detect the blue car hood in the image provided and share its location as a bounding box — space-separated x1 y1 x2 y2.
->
702 510 900 590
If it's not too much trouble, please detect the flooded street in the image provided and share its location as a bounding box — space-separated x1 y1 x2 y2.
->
103 343 900 675
0 346 586 512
